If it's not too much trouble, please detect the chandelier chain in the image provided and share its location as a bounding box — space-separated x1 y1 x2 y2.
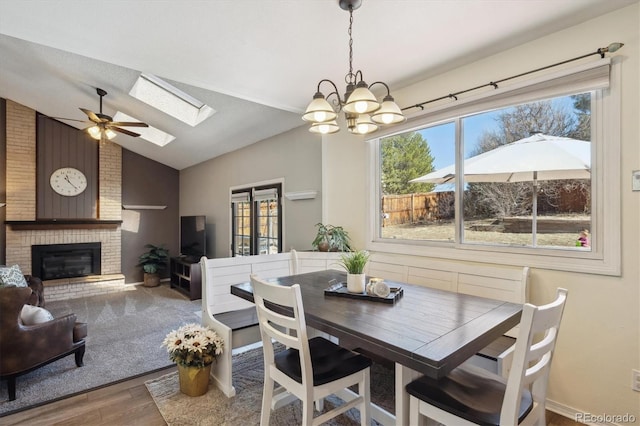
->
347 6 354 85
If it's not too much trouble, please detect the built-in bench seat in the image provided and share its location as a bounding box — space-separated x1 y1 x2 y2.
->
214 307 259 332
200 250 528 396
200 252 302 397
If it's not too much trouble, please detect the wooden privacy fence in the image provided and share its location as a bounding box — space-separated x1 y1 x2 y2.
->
382 192 453 226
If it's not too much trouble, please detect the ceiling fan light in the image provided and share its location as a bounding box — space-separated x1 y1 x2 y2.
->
371 95 406 125
302 93 337 123
309 120 340 134
343 82 380 114
105 128 117 140
87 125 101 140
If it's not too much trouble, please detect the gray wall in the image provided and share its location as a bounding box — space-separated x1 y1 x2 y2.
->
179 125 322 258
121 149 179 282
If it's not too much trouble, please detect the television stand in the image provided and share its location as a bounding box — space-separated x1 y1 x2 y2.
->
169 257 202 300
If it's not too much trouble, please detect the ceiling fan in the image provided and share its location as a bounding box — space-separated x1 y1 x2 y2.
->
56 88 148 140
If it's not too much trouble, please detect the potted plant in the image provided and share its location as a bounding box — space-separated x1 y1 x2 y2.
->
312 223 352 252
137 244 169 287
338 250 370 293
162 323 224 396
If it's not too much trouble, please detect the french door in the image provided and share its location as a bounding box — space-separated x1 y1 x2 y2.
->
231 183 282 256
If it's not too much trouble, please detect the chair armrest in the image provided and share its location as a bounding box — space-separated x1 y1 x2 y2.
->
20 314 78 353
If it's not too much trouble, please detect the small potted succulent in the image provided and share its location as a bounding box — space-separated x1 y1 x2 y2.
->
137 244 169 287
338 250 370 293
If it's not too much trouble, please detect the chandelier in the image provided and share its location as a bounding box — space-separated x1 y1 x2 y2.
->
302 0 405 135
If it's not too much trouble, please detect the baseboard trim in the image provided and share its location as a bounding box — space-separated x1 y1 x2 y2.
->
546 399 622 426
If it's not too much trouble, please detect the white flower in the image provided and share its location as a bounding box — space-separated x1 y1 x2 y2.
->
161 323 224 367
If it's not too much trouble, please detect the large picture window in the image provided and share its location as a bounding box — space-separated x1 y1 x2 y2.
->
380 93 592 250
368 60 621 275
231 183 282 256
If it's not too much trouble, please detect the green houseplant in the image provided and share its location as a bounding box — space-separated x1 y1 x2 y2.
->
138 244 169 287
338 250 370 293
312 223 352 252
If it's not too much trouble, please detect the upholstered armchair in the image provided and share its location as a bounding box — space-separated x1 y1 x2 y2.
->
0 287 86 401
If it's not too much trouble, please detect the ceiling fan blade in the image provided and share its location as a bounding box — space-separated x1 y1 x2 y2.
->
109 121 149 128
79 108 101 123
108 126 141 137
49 116 90 123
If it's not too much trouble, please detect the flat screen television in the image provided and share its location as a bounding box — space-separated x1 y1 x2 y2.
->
180 215 207 261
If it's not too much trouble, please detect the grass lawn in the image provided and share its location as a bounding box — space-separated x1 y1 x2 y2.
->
382 216 590 248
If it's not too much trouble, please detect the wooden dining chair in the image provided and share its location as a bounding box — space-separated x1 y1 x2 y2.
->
406 287 568 426
250 274 372 426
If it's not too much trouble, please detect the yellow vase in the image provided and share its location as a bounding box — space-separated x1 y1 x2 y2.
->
177 363 212 397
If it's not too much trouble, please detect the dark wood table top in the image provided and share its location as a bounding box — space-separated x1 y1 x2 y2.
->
231 269 522 379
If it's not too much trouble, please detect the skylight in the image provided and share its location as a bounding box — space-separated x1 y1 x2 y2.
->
113 112 176 147
129 73 216 126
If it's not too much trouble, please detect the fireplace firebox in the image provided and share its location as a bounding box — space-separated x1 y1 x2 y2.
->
32 243 101 280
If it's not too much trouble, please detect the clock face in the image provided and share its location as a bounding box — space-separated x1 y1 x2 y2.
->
50 167 88 197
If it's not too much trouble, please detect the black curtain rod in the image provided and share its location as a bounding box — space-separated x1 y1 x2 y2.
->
402 42 624 112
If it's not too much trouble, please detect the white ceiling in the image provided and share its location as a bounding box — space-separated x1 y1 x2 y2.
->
0 0 634 170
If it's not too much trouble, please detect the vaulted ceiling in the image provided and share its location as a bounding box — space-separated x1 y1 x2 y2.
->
0 0 634 169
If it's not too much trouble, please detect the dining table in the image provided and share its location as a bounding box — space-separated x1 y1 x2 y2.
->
231 269 523 426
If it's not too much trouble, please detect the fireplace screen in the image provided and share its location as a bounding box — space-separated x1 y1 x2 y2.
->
32 243 101 280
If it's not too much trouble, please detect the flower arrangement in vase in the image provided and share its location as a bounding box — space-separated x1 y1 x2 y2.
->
162 323 224 396
338 250 370 293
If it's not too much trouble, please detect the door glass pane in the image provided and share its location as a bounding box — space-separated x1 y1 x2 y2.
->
233 201 251 256
257 198 279 254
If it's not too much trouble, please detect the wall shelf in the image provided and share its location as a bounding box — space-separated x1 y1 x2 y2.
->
122 205 167 210
284 190 318 201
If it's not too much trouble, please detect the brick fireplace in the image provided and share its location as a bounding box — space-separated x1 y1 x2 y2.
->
4 100 126 301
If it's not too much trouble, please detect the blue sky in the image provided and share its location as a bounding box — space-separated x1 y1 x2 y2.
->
417 111 501 170
416 96 576 170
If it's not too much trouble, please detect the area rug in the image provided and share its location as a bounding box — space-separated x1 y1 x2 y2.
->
145 345 395 426
0 284 201 416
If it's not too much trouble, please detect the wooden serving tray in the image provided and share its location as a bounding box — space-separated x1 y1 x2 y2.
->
324 282 403 304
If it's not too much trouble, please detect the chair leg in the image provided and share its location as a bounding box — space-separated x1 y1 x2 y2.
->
302 399 315 426
260 376 274 426
7 376 16 401
75 345 85 367
360 369 371 426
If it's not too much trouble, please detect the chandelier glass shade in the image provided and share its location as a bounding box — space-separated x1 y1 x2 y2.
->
302 0 405 135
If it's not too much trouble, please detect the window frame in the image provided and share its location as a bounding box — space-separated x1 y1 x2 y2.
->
366 59 621 276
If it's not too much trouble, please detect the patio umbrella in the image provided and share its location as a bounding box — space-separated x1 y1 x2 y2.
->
410 133 591 245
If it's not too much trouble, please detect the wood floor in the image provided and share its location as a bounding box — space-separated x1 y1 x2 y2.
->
2 367 583 426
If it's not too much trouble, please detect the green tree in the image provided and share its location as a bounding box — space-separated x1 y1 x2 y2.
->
568 93 591 141
381 132 435 195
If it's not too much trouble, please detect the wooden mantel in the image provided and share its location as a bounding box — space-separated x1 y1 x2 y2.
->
5 220 122 230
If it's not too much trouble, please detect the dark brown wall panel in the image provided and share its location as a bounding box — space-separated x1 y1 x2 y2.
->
121 149 179 283
36 114 98 219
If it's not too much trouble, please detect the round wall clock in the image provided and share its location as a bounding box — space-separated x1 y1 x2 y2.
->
50 167 88 196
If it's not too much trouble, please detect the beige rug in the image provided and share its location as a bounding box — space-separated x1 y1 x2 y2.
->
145 346 394 425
